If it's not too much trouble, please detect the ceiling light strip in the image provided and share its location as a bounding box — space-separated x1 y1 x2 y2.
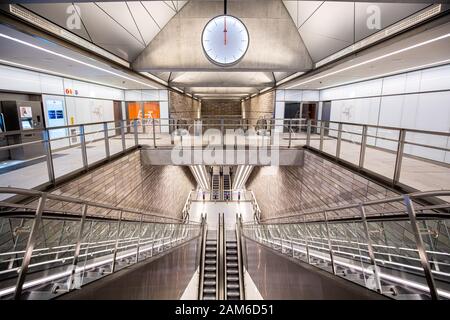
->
7 4 130 68
0 59 127 90
317 59 450 90
315 4 443 68
285 33 450 89
0 32 158 89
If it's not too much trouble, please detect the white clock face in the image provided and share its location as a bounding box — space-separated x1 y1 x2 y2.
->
202 15 249 66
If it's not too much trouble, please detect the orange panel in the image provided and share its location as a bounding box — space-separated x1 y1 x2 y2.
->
143 102 160 119
128 102 141 120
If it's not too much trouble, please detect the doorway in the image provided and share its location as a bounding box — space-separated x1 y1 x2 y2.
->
284 102 300 132
321 101 331 136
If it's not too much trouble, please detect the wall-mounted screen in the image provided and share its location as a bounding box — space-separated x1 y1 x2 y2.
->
21 119 32 129
19 106 33 118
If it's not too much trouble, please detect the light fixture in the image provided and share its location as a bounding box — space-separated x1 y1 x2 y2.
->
317 59 450 90
0 32 159 89
285 33 450 90
0 58 127 90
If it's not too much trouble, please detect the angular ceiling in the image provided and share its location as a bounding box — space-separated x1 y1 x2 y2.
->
10 1 436 99
283 1 429 62
23 1 187 61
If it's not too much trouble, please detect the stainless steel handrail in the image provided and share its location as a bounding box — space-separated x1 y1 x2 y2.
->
258 190 450 223
0 187 187 223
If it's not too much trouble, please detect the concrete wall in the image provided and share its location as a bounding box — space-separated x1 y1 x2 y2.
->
243 91 275 125
169 90 200 119
201 99 242 117
246 150 401 219
43 150 196 219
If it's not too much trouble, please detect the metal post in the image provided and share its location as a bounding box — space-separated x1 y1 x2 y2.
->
103 122 110 159
135 214 143 263
288 119 292 148
336 123 343 158
120 121 126 151
111 210 123 273
306 119 311 146
359 125 368 168
14 194 47 300
323 212 336 275
393 129 406 184
358 204 382 292
152 117 156 148
42 129 55 184
403 195 439 300
302 215 311 264
319 121 325 151
170 119 174 145
68 204 88 290
79 125 88 169
133 119 139 146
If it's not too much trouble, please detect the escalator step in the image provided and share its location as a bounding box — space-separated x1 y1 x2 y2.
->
227 263 238 268
227 276 238 281
205 254 217 258
227 269 238 274
204 280 216 286
205 266 216 271
227 283 239 289
204 273 216 279
203 295 216 300
205 259 216 265
227 256 238 261
203 288 216 294
227 250 237 254
227 291 240 298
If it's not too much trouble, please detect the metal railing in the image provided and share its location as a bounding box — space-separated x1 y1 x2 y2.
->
242 190 450 300
0 187 202 300
2 117 449 199
0 120 140 200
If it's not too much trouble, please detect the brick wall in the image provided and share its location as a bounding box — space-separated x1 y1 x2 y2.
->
44 150 196 219
169 91 200 119
201 100 242 116
242 91 274 125
246 150 401 219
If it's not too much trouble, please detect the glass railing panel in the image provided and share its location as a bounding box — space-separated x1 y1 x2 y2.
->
123 120 136 150
339 124 362 166
19 213 82 299
50 127 83 179
367 219 433 299
400 131 450 193
364 127 399 180
0 215 34 298
108 121 124 156
322 122 338 157
0 136 49 201
84 124 106 165
417 218 450 300
330 221 372 290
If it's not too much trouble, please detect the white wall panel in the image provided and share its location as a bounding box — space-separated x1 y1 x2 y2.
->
275 89 285 101
0 65 41 93
284 89 302 101
39 74 64 95
420 65 450 92
302 90 319 101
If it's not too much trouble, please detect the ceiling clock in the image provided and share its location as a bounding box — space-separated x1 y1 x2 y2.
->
201 15 249 66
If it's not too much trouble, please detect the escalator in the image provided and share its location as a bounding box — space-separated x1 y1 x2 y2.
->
199 214 245 300
202 230 218 300
225 230 242 299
